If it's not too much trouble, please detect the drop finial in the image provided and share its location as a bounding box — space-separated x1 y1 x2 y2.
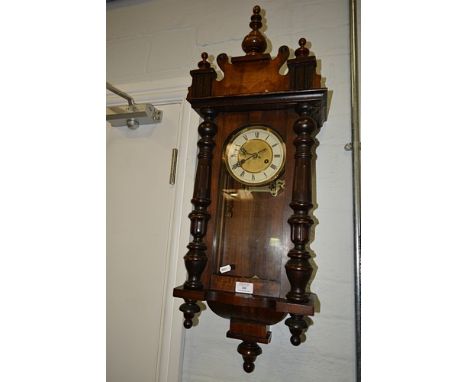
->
198 52 211 69
241 5 267 55
295 38 310 57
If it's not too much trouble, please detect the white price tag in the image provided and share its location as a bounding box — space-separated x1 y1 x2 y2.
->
235 281 254 294
220 264 232 273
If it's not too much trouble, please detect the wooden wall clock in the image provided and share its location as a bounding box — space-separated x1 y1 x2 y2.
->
173 5 328 373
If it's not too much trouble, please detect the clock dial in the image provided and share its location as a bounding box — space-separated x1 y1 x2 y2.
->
225 126 286 186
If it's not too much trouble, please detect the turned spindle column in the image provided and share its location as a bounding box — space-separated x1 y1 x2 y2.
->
179 108 217 328
285 102 319 345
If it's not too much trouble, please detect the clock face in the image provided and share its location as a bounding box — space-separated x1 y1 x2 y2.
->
224 126 286 186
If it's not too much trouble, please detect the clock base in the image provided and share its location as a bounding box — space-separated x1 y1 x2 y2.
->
227 320 272 344
174 285 317 370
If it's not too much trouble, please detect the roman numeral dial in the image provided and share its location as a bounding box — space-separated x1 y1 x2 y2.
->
225 126 286 186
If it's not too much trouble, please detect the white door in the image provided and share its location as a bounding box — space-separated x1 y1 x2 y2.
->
107 103 184 382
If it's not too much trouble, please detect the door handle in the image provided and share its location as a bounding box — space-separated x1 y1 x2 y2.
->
169 148 178 185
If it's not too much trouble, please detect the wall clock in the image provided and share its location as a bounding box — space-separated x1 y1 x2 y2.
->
173 5 328 373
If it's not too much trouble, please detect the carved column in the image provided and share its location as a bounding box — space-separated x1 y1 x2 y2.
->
179 108 217 328
285 102 319 344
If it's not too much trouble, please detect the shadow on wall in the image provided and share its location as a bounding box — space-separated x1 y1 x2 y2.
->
107 0 153 9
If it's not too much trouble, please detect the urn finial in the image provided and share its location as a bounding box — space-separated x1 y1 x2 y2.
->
198 52 211 69
295 38 310 57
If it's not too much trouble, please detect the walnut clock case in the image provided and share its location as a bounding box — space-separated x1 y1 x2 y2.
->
173 6 328 373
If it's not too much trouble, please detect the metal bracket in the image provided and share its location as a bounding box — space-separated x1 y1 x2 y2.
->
106 103 162 129
106 82 163 129
247 179 285 197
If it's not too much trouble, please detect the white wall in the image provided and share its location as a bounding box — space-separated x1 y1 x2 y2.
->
107 1 356 381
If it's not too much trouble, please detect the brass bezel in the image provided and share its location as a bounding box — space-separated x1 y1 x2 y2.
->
223 125 286 187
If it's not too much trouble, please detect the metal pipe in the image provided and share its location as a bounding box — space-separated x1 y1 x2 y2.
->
349 0 361 381
106 81 136 106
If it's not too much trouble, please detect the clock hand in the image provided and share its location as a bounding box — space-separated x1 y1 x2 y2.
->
232 148 268 170
243 152 260 162
255 148 267 157
231 161 242 170
232 156 252 169
240 147 254 156
249 148 268 159
232 153 257 169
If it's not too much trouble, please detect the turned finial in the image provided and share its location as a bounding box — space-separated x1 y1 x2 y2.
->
198 52 211 69
250 5 262 30
241 5 267 55
295 38 310 57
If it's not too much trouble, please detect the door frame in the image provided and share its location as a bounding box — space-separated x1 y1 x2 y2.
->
107 77 200 382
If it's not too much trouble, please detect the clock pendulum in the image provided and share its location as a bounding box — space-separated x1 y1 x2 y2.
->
173 5 328 373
